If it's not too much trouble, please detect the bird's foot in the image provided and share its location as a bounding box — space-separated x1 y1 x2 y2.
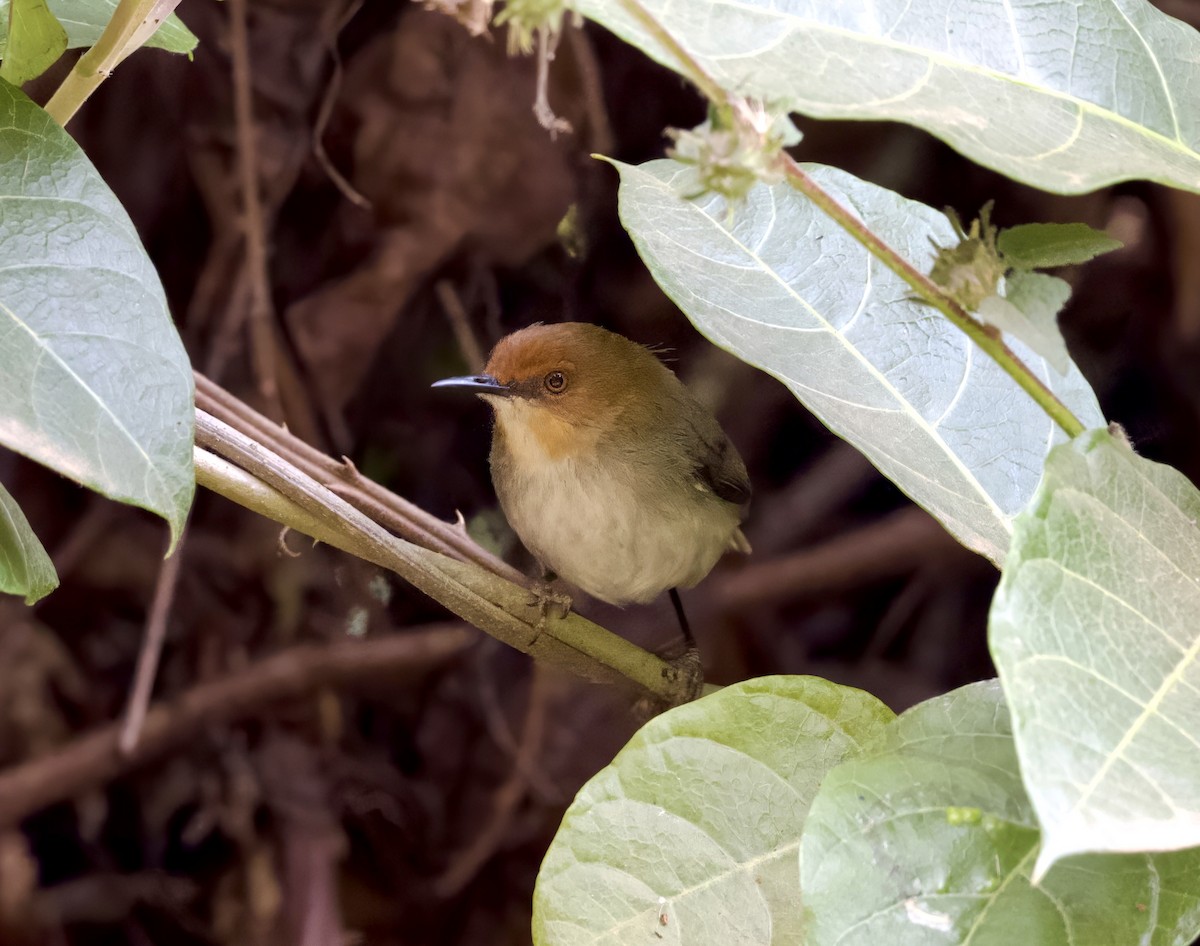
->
666 647 705 703
527 575 572 644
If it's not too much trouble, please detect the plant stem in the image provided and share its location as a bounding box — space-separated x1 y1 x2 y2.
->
44 0 182 126
776 159 1086 438
193 416 696 706
608 0 1087 440
612 0 725 105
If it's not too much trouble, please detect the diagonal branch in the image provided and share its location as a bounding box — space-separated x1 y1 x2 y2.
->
0 624 473 828
193 410 696 705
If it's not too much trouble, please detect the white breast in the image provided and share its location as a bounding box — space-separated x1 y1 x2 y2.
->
492 406 741 605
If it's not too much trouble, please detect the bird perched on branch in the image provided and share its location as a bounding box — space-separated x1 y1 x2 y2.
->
434 322 750 644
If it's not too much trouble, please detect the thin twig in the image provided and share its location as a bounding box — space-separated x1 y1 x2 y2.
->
118 531 188 755
312 0 373 210
434 664 549 896
533 26 572 136
716 508 955 610
50 499 118 577
228 0 283 419
0 625 473 828
566 24 615 155
435 280 487 374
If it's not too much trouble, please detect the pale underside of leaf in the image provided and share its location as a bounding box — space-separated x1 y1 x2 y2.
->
575 0 1200 195
0 81 193 543
612 158 1104 565
990 431 1200 879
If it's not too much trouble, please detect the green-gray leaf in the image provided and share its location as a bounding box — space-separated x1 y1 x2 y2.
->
991 430 1200 878
0 0 67 86
801 680 1200 946
532 676 895 946
577 0 1200 195
0 80 193 546
0 0 195 56
612 158 1105 565
0 479 56 603
999 223 1125 270
977 272 1072 375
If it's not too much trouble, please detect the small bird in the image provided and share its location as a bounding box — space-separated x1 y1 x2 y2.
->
434 323 750 639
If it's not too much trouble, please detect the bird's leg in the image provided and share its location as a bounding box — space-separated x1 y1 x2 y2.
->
668 587 697 651
666 588 703 699
527 567 572 642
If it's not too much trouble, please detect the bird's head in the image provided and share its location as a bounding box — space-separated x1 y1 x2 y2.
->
433 322 668 456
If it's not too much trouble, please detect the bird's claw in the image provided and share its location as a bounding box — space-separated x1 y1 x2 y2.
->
527 578 572 644
664 648 704 704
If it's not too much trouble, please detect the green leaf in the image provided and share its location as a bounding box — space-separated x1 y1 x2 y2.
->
801 681 1200 946
0 80 193 546
0 479 57 603
577 0 1200 195
532 676 895 946
977 272 1072 375
611 158 1105 565
991 430 1200 878
0 0 67 85
0 0 196 56
998 223 1125 270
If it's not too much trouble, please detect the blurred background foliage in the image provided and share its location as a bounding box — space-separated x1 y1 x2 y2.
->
2 0 1199 942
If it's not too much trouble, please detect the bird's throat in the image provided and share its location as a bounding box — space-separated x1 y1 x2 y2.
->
493 401 593 462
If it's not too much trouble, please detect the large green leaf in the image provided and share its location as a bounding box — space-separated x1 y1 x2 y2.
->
532 676 895 945
0 479 56 603
998 223 1124 271
612 159 1105 565
0 0 67 86
801 681 1200 946
577 0 1200 195
0 80 193 545
0 0 196 56
991 430 1200 878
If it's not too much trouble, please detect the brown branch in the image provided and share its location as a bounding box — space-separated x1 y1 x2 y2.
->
435 280 487 375
434 664 549 896
118 530 188 754
0 625 473 829
194 371 527 586
565 24 614 155
716 508 958 610
193 412 686 701
229 0 283 418
312 0 372 210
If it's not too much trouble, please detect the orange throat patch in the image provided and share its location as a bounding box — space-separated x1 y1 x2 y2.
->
494 400 592 462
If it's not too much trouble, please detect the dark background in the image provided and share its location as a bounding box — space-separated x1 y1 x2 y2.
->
2 0 1200 942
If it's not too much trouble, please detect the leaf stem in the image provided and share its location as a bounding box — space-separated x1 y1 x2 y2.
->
44 0 182 126
776 160 1086 438
606 0 1087 439
611 0 726 105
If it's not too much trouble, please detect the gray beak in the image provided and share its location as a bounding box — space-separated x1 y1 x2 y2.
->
431 374 516 397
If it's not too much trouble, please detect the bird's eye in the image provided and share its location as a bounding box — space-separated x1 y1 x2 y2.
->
544 371 567 393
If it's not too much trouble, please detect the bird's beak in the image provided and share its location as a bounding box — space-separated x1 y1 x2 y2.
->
431 373 516 397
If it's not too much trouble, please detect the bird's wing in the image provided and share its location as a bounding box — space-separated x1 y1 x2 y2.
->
694 432 752 508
